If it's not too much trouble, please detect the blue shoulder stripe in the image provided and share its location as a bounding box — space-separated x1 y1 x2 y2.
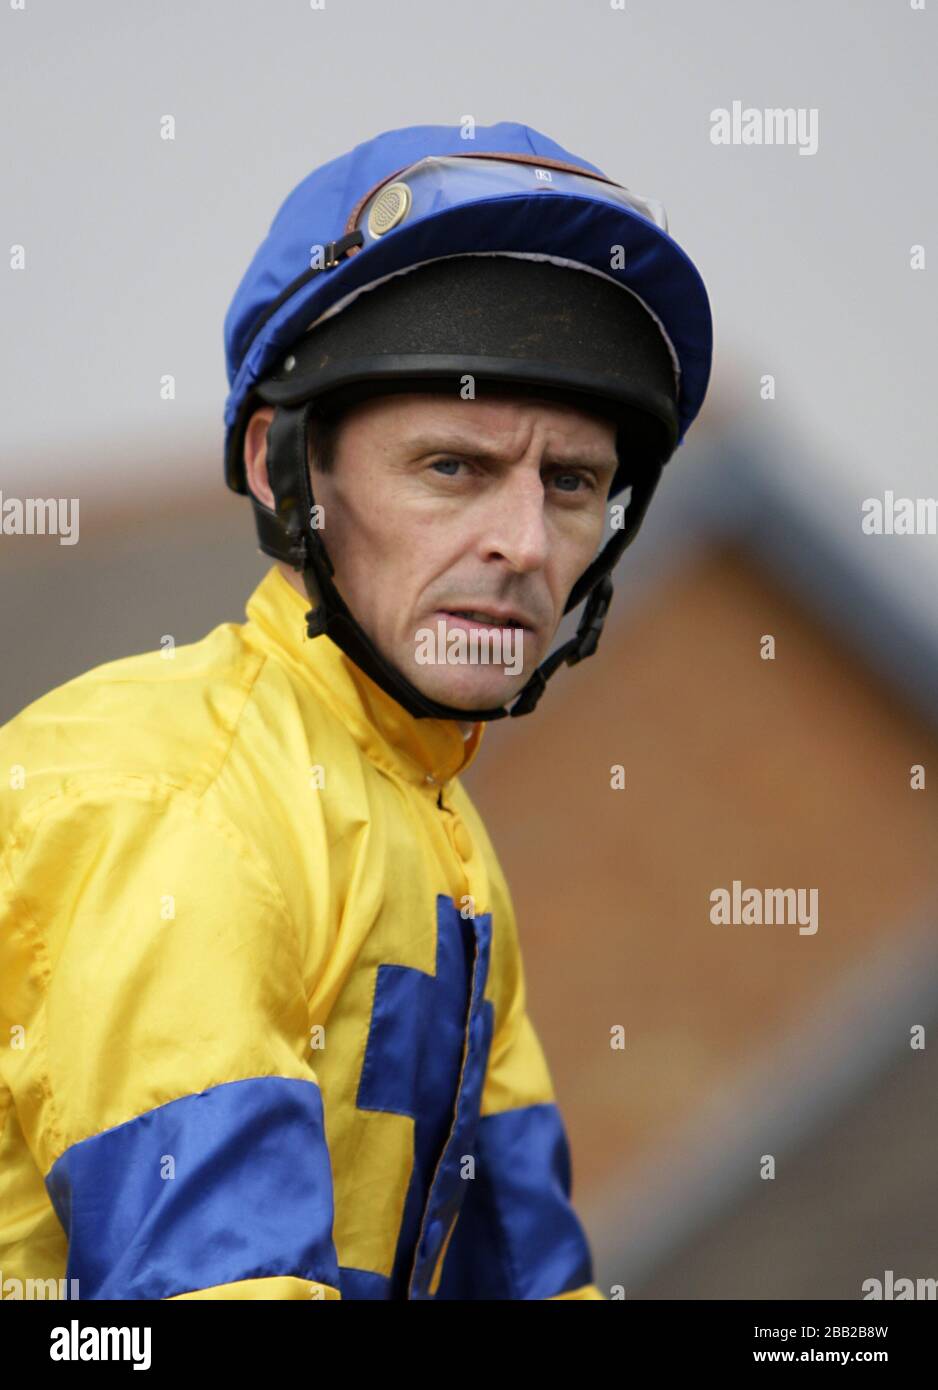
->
45 1076 339 1299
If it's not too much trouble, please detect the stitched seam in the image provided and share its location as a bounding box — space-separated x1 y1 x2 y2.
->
8 776 303 997
2 784 311 1168
0 847 66 1162
44 1073 324 1168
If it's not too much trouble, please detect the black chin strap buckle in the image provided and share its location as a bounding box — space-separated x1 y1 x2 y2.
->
567 575 613 666
286 534 308 572
507 668 546 719
306 605 327 639
509 575 615 718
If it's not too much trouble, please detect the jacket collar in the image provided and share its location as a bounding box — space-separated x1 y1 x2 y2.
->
244 565 486 789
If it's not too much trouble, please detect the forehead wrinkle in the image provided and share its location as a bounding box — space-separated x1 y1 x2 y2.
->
403 430 618 471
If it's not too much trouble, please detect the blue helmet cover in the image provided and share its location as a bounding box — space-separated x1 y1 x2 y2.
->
223 121 713 490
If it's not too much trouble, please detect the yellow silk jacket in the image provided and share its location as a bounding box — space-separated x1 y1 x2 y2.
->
0 565 603 1300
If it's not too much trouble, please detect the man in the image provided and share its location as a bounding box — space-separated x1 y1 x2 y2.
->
243 390 622 715
0 122 711 1299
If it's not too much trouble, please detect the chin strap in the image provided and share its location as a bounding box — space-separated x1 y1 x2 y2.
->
261 399 663 722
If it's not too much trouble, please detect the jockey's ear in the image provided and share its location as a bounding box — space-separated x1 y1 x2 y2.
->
243 405 277 510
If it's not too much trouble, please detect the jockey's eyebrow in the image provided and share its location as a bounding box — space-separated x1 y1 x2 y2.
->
405 431 619 473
